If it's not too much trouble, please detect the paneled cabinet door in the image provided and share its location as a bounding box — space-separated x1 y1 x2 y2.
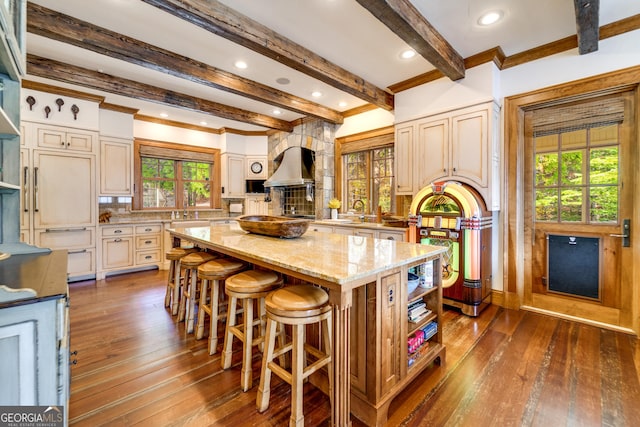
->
415 118 448 190
32 150 95 229
222 154 245 198
245 195 268 215
102 237 134 269
100 138 132 195
394 124 414 195
36 126 95 152
451 107 489 188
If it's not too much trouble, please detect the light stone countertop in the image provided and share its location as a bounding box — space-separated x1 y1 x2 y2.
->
168 223 443 287
312 219 408 232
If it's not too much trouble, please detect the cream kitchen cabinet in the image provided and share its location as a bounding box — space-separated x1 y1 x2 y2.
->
134 224 162 266
99 223 162 278
100 137 132 196
101 225 134 271
35 124 96 153
394 101 500 210
245 194 269 215
310 222 407 241
21 147 97 280
245 156 267 180
0 251 70 420
221 153 245 198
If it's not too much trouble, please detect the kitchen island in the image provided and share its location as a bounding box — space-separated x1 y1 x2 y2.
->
168 224 446 426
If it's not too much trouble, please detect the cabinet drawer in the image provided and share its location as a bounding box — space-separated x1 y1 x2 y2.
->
67 248 96 277
102 237 134 269
35 228 95 250
135 224 161 234
102 226 133 237
136 250 161 265
136 235 160 250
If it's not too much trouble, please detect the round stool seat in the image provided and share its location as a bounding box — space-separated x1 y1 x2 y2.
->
198 258 246 279
266 285 330 318
166 246 198 261
225 270 282 294
181 251 216 268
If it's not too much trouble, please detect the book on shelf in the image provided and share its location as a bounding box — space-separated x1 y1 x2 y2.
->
408 309 432 323
408 304 427 318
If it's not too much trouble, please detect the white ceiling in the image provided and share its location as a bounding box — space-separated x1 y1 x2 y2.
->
26 0 640 132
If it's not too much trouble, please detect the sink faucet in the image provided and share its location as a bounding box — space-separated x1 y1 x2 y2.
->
352 199 365 221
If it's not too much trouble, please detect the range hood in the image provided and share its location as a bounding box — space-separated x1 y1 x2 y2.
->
264 146 314 187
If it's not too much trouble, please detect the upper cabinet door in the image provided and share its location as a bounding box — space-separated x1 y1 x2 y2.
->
37 126 96 153
416 118 449 190
394 124 414 195
451 108 488 188
100 138 132 196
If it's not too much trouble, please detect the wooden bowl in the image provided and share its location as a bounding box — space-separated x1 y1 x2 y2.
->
236 215 311 238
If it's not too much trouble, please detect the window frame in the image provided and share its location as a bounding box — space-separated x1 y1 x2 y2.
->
133 139 221 210
335 126 395 215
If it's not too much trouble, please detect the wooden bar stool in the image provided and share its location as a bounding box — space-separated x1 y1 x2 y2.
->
221 270 283 392
164 246 198 315
196 258 248 354
179 251 216 333
256 285 332 427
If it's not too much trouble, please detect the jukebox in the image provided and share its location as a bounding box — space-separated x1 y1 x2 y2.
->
409 181 492 316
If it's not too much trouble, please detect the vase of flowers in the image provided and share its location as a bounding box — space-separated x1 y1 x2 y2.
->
328 198 341 219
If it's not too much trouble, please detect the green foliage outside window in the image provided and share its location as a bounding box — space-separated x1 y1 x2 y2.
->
141 157 211 209
344 147 394 214
534 124 619 224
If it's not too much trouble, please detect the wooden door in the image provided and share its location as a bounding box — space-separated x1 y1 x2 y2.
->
524 91 635 328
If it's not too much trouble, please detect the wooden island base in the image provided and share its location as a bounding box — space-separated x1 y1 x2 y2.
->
168 225 445 426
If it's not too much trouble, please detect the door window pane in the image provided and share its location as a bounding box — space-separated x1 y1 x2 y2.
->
534 124 619 224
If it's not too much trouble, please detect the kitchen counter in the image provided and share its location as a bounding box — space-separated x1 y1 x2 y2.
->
313 219 408 232
0 250 68 307
168 224 445 425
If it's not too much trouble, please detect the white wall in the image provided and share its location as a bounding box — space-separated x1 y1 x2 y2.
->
501 29 640 98
132 120 268 155
394 62 500 124
335 108 395 138
99 109 134 139
21 88 100 130
133 120 221 148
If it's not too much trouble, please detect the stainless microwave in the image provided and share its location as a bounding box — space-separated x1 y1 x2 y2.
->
245 180 266 193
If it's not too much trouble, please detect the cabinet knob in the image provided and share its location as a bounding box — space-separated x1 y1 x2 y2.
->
145 240 152 244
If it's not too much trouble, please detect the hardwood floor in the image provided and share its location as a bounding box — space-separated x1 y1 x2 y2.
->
67 269 640 426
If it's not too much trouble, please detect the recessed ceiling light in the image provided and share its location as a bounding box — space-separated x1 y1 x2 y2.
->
276 77 290 85
338 101 347 108
273 109 282 115
311 91 322 98
478 10 503 26
400 49 416 59
200 121 207 126
159 112 168 118
234 60 248 69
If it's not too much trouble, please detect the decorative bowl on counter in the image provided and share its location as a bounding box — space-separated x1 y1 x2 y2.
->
236 215 311 238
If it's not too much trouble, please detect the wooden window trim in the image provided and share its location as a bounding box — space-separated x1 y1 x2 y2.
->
133 138 221 210
335 126 394 213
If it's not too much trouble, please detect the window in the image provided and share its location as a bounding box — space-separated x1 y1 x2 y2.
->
134 139 221 210
336 128 396 215
532 97 622 224
343 146 394 214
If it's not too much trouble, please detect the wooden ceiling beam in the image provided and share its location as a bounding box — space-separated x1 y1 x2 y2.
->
26 55 294 132
356 0 465 81
26 3 342 125
574 0 600 54
140 0 394 111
